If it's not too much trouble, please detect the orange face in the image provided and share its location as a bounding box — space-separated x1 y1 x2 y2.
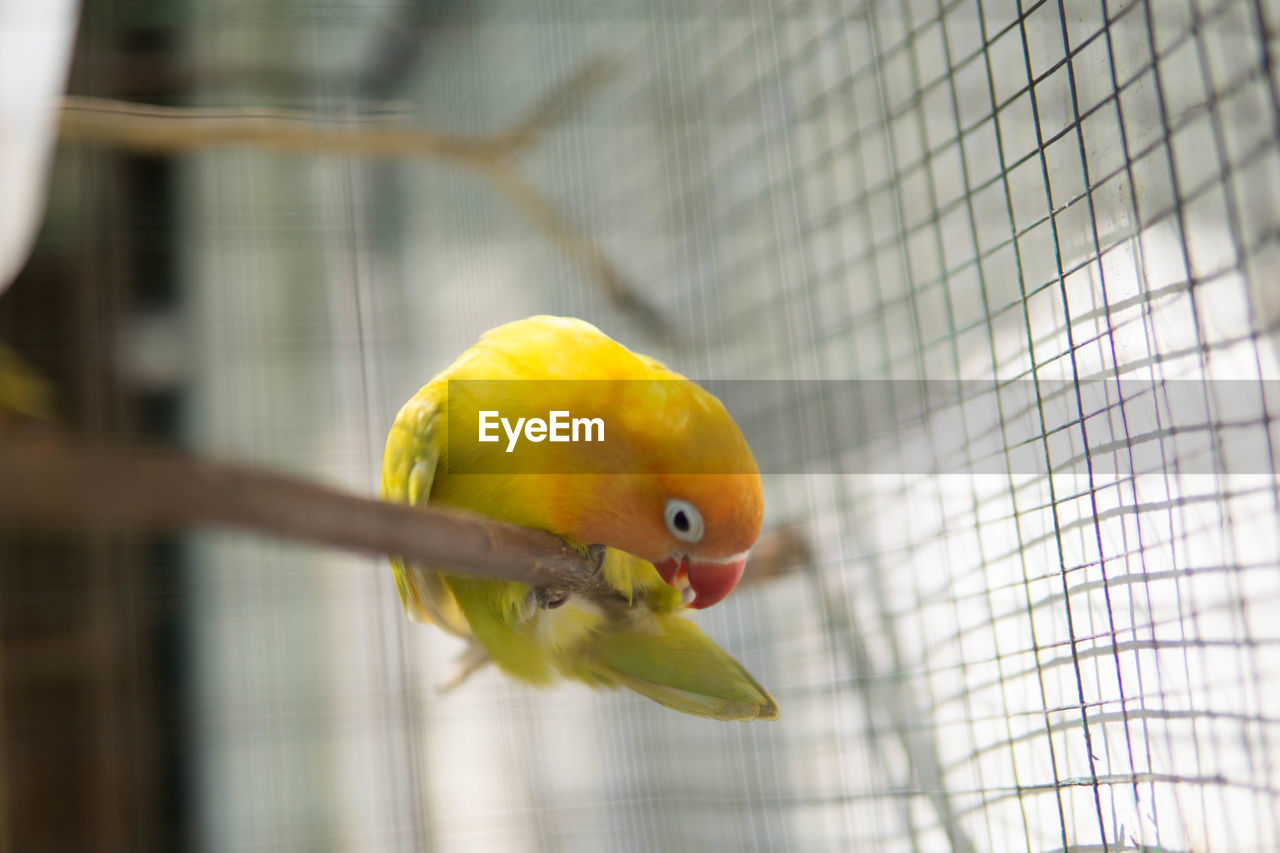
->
555 468 764 608
583 377 765 608
646 471 764 608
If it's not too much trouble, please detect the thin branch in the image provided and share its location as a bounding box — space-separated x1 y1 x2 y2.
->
0 428 612 596
56 60 672 338
0 428 803 595
58 95 505 161
738 525 810 586
489 58 619 151
478 159 670 341
58 59 618 160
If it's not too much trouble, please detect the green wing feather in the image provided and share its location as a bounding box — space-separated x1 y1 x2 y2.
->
381 395 471 636
581 612 779 721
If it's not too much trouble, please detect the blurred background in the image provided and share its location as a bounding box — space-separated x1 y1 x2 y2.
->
3 0 1280 850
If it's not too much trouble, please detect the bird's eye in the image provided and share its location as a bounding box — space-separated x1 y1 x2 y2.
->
664 498 704 543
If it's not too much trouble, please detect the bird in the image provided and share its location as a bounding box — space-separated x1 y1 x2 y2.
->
381 315 776 720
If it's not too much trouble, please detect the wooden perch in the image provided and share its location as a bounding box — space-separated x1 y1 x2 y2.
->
0 428 804 593
57 60 670 339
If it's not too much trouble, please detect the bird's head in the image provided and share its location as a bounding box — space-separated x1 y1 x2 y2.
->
557 378 764 609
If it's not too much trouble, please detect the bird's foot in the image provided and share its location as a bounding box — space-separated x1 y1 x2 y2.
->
520 586 571 621
518 545 607 620
536 587 571 609
586 543 608 575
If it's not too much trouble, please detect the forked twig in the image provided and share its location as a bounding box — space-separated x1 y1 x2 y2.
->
56 59 615 162
57 59 670 337
479 159 668 337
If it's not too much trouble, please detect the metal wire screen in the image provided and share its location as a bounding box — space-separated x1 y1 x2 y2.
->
15 0 1280 851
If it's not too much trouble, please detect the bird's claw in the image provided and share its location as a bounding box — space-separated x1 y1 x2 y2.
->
521 586 570 621
536 587 570 609
518 545 605 620
586 543 608 575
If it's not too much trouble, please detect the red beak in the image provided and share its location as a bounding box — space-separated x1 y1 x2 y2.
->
652 554 748 609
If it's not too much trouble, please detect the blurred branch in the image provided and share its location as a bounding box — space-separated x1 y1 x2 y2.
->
0 428 802 596
58 96 495 159
479 160 670 339
810 515 976 851
56 60 615 161
738 524 809 587
57 60 671 338
491 58 618 151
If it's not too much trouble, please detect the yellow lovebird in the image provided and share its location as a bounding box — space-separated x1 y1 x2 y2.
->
381 315 777 720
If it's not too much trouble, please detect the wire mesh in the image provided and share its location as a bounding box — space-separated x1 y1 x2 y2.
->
5 0 1280 851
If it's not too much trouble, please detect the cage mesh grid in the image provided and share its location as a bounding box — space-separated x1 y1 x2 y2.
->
22 0 1276 850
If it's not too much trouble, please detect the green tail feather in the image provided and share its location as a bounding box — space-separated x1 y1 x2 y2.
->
583 614 778 721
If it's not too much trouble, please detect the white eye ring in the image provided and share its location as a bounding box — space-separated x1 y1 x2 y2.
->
664 498 704 543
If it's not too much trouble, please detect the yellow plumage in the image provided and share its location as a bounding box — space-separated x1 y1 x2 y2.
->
381 315 776 720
